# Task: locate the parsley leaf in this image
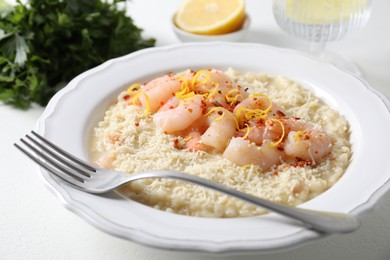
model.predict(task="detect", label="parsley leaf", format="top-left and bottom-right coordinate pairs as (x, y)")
top-left (0, 0), bottom-right (155, 109)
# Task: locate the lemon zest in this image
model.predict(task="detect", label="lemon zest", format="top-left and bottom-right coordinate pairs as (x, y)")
top-left (131, 91), bottom-right (142, 105)
top-left (204, 107), bottom-right (225, 121)
top-left (183, 76), bottom-right (191, 88)
top-left (241, 124), bottom-right (253, 140)
top-left (176, 75), bottom-right (191, 91)
top-left (181, 91), bottom-right (196, 99)
top-left (206, 89), bottom-right (218, 100)
top-left (175, 77), bottom-right (191, 98)
top-left (183, 136), bottom-right (193, 142)
top-left (191, 69), bottom-right (211, 88)
top-left (215, 113), bottom-right (225, 121)
top-left (143, 93), bottom-right (151, 115)
top-left (230, 93), bottom-right (243, 105)
top-left (225, 88), bottom-right (242, 105)
top-left (234, 106), bottom-right (268, 125)
top-left (235, 107), bottom-right (267, 122)
top-left (269, 119), bottom-right (285, 147)
top-left (294, 130), bottom-right (306, 142)
top-left (232, 115), bottom-right (240, 130)
top-left (175, 87), bottom-right (187, 98)
top-left (176, 88), bottom-right (195, 100)
top-left (234, 106), bottom-right (247, 119)
top-left (127, 83), bottom-right (142, 94)
top-left (205, 107), bottom-right (240, 129)
top-left (244, 108), bottom-right (268, 121)
top-left (131, 91), bottom-right (150, 115)
top-left (248, 93), bottom-right (273, 113)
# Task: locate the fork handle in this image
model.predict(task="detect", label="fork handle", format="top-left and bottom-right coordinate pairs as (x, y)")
top-left (123, 170), bottom-right (360, 234)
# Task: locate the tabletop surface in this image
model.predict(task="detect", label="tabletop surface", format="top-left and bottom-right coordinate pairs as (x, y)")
top-left (1, 0), bottom-right (390, 259)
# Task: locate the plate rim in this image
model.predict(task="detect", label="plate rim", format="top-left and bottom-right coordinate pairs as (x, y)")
top-left (35, 42), bottom-right (390, 254)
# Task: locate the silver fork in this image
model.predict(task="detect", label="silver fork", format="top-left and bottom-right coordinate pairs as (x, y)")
top-left (14, 131), bottom-right (360, 234)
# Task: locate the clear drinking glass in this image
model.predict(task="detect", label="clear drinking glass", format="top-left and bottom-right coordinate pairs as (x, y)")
top-left (273, 0), bottom-right (372, 74)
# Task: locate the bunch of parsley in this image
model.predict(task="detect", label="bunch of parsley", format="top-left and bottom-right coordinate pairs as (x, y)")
top-left (0, 0), bottom-right (155, 109)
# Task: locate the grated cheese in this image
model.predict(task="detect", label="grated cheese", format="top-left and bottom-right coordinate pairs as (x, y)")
top-left (90, 68), bottom-right (351, 218)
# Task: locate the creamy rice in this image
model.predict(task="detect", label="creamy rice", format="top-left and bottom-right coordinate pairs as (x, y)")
top-left (90, 68), bottom-right (351, 218)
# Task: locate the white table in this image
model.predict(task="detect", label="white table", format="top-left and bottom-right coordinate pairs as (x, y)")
top-left (1, 1), bottom-right (390, 259)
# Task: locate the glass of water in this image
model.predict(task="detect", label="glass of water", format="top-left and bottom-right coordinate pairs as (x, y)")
top-left (273, 0), bottom-right (372, 74)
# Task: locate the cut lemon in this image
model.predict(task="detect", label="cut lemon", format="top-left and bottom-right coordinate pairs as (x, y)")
top-left (175, 0), bottom-right (246, 35)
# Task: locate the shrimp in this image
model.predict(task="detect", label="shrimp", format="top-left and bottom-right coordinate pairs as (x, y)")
top-left (183, 131), bottom-right (205, 151)
top-left (192, 70), bottom-right (248, 109)
top-left (192, 69), bottom-right (233, 93)
top-left (153, 95), bottom-right (204, 133)
top-left (206, 90), bottom-right (230, 109)
top-left (138, 74), bottom-right (181, 113)
top-left (262, 118), bottom-right (310, 144)
top-left (257, 118), bottom-right (332, 164)
top-left (223, 138), bottom-right (284, 171)
top-left (234, 95), bottom-right (286, 127)
top-left (177, 116), bottom-right (209, 151)
top-left (284, 129), bottom-right (332, 164)
top-left (236, 117), bottom-right (310, 147)
top-left (235, 125), bottom-right (260, 145)
top-left (158, 95), bottom-right (180, 112)
top-left (143, 70), bottom-right (333, 171)
top-left (200, 108), bottom-right (237, 152)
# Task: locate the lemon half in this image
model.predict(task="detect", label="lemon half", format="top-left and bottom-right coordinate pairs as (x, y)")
top-left (175, 0), bottom-right (246, 35)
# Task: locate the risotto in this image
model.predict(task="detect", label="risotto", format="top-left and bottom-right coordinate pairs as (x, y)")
top-left (90, 68), bottom-right (351, 218)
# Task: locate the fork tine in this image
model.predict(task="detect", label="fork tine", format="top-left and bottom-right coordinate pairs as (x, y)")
top-left (14, 143), bottom-right (84, 187)
top-left (19, 138), bottom-right (87, 182)
top-left (31, 131), bottom-right (96, 172)
top-left (25, 134), bottom-right (91, 178)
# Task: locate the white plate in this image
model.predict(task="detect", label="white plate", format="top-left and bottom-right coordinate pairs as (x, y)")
top-left (36, 42), bottom-right (390, 254)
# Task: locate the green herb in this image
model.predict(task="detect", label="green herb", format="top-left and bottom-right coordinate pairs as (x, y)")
top-left (0, 0), bottom-right (155, 109)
